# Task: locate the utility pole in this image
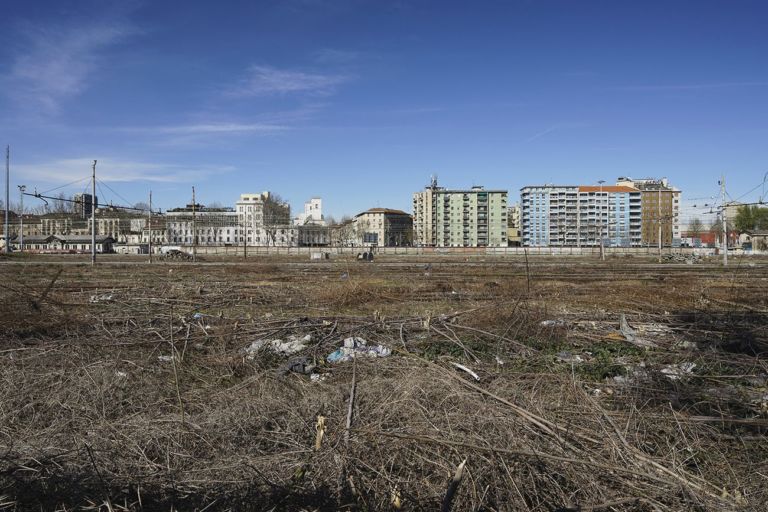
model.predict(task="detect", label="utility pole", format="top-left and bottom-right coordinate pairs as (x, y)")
top-left (598, 180), bottom-right (605, 261)
top-left (18, 185), bottom-right (25, 252)
top-left (4, 146), bottom-right (8, 254)
top-left (192, 186), bottom-right (197, 262)
top-left (657, 187), bottom-right (662, 263)
top-left (721, 175), bottom-right (728, 266)
top-left (91, 160), bottom-right (97, 266)
top-left (148, 190), bottom-right (153, 264)
top-left (243, 213), bottom-right (248, 260)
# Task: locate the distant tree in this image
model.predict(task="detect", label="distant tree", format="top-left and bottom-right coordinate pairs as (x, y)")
top-left (688, 217), bottom-right (704, 238)
top-left (51, 193), bottom-right (69, 213)
top-left (734, 205), bottom-right (768, 233)
top-left (262, 193), bottom-right (291, 246)
top-left (208, 201), bottom-right (223, 209)
top-left (133, 202), bottom-right (150, 212)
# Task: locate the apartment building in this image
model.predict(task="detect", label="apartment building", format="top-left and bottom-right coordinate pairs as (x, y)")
top-left (353, 208), bottom-right (413, 247)
top-left (521, 184), bottom-right (642, 247)
top-left (294, 197), bottom-right (326, 226)
top-left (166, 204), bottom-right (239, 246)
top-left (507, 203), bottom-right (522, 246)
top-left (616, 177), bottom-right (681, 246)
top-left (236, 192), bottom-right (292, 245)
top-left (413, 178), bottom-right (508, 247)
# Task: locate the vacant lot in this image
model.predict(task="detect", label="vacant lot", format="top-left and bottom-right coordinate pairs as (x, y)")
top-left (1, 255), bottom-right (767, 511)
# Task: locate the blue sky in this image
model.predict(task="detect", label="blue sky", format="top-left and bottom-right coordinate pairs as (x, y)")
top-left (2, 0), bottom-right (767, 223)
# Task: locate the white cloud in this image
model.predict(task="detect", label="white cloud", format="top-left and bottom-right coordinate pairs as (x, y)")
top-left (614, 82), bottom-right (768, 92)
top-left (227, 65), bottom-right (350, 97)
top-left (16, 158), bottom-right (233, 184)
top-left (152, 123), bottom-right (287, 135)
top-left (312, 48), bottom-right (361, 64)
top-left (3, 22), bottom-right (133, 113)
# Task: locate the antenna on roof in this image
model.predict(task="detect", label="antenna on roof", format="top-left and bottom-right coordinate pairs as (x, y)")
top-left (430, 174), bottom-right (438, 189)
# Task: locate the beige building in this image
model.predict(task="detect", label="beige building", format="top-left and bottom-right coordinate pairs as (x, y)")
top-left (616, 177), bottom-right (681, 246)
top-left (507, 203), bottom-right (521, 246)
top-left (413, 178), bottom-right (507, 247)
top-left (353, 208), bottom-right (413, 247)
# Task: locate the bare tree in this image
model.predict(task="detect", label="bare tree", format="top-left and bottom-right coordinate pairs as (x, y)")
top-left (688, 217), bottom-right (704, 238)
top-left (263, 193), bottom-right (291, 246)
top-left (134, 202), bottom-right (150, 212)
top-left (51, 193), bottom-right (69, 213)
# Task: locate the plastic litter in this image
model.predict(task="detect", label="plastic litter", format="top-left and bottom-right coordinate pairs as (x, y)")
top-left (89, 293), bottom-right (114, 303)
top-left (157, 355), bottom-right (176, 363)
top-left (450, 362), bottom-right (480, 381)
top-left (620, 314), bottom-right (657, 348)
top-left (556, 351), bottom-right (584, 364)
top-left (192, 312), bottom-right (204, 320)
top-left (279, 356), bottom-right (316, 375)
top-left (661, 362), bottom-right (696, 380)
top-left (540, 319), bottom-right (567, 328)
top-left (326, 337), bottom-right (391, 363)
top-left (244, 334), bottom-right (312, 359)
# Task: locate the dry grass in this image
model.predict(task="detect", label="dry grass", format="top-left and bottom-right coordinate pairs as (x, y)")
top-left (0, 256), bottom-right (767, 511)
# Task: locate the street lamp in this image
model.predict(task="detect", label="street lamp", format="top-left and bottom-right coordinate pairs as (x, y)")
top-left (17, 185), bottom-right (25, 252)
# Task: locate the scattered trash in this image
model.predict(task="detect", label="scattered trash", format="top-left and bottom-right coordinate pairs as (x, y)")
top-left (540, 319), bottom-right (567, 328)
top-left (264, 312), bottom-right (273, 318)
top-left (244, 334), bottom-right (312, 359)
top-left (192, 312), bottom-right (204, 320)
top-left (556, 351), bottom-right (584, 364)
top-left (662, 253), bottom-right (702, 264)
top-left (158, 355), bottom-right (176, 363)
top-left (340, 272), bottom-right (349, 280)
top-left (620, 314), bottom-right (657, 348)
top-left (661, 362), bottom-right (696, 380)
top-left (494, 355), bottom-right (504, 366)
top-left (675, 340), bottom-right (699, 350)
top-left (279, 356), bottom-right (316, 375)
top-left (450, 362), bottom-right (480, 381)
top-left (327, 337), bottom-right (391, 363)
top-left (115, 371), bottom-right (128, 378)
top-left (89, 293), bottom-right (114, 303)
top-left (310, 373), bottom-right (327, 383)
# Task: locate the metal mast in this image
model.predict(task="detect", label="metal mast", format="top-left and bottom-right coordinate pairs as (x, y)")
top-left (192, 186), bottom-right (197, 262)
top-left (4, 146), bottom-right (8, 254)
top-left (91, 160), bottom-right (97, 266)
top-left (148, 190), bottom-right (153, 264)
top-left (721, 175), bottom-right (728, 266)
top-left (18, 185), bottom-right (25, 252)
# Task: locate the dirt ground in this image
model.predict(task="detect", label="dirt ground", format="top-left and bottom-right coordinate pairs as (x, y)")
top-left (1, 254), bottom-right (767, 511)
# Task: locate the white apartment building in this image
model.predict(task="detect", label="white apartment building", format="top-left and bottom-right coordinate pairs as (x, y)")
top-left (294, 197), bottom-right (326, 226)
top-left (166, 204), bottom-right (239, 246)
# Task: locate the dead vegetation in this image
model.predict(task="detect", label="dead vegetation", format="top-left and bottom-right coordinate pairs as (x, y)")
top-left (0, 255), bottom-right (767, 511)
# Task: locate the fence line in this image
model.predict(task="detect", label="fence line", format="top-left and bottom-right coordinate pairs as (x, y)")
top-left (173, 245), bottom-right (728, 257)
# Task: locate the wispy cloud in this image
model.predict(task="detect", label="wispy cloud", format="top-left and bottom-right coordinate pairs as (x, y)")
top-left (227, 65), bottom-right (351, 97)
top-left (613, 81), bottom-right (768, 92)
top-left (525, 122), bottom-right (590, 143)
top-left (312, 48), bottom-right (361, 64)
top-left (16, 158), bottom-right (232, 184)
top-left (525, 125), bottom-right (560, 143)
top-left (3, 22), bottom-right (134, 113)
top-left (155, 123), bottom-right (287, 135)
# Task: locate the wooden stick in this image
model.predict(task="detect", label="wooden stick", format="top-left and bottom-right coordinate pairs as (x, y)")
top-left (440, 459), bottom-right (466, 512)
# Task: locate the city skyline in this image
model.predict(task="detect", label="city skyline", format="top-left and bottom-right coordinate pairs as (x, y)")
top-left (2, 1), bottom-right (767, 222)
